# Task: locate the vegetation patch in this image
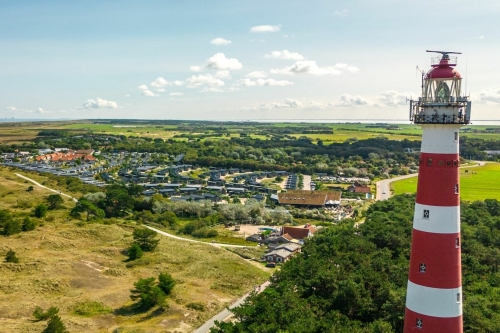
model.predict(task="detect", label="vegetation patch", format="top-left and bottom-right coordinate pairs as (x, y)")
top-left (72, 301), bottom-right (112, 317)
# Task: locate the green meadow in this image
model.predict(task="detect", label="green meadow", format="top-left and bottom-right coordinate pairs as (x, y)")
top-left (391, 163), bottom-right (500, 201)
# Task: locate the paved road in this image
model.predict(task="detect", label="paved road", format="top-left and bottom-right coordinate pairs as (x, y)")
top-left (375, 161), bottom-right (486, 201)
top-left (145, 226), bottom-right (252, 248)
top-left (192, 281), bottom-right (271, 333)
top-left (14, 173), bottom-right (78, 202)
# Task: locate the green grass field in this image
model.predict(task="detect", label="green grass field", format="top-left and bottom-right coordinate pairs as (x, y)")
top-left (391, 163), bottom-right (500, 201)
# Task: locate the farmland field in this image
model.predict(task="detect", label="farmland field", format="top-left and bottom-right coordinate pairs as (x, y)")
top-left (390, 163), bottom-right (500, 201)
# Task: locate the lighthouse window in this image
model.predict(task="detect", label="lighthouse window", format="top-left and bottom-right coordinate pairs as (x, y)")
top-left (416, 318), bottom-right (423, 329)
top-left (438, 160), bottom-right (444, 166)
top-left (457, 293), bottom-right (461, 303)
top-left (455, 184), bottom-right (459, 194)
top-left (436, 81), bottom-right (450, 103)
top-left (423, 210), bottom-right (430, 219)
top-left (446, 160), bottom-right (452, 166)
top-left (456, 238), bottom-right (460, 248)
top-left (426, 158), bottom-right (433, 167)
top-left (454, 132), bottom-right (458, 141)
top-left (419, 263), bottom-right (426, 273)
top-left (453, 160), bottom-right (459, 166)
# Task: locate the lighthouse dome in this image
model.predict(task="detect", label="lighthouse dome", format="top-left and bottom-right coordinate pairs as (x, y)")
top-left (427, 66), bottom-right (461, 79)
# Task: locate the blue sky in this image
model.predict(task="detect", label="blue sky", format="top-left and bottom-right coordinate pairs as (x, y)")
top-left (1, 0), bottom-right (499, 121)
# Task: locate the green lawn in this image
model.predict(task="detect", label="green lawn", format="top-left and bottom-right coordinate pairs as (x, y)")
top-left (391, 163), bottom-right (500, 201)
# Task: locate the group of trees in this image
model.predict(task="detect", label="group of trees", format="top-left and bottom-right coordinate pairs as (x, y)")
top-left (130, 273), bottom-right (176, 309)
top-left (211, 195), bottom-right (500, 333)
top-left (33, 306), bottom-right (68, 333)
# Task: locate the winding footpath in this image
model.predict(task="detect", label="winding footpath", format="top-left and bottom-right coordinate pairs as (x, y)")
top-left (375, 161), bottom-right (485, 201)
top-left (144, 225), bottom-right (252, 248)
top-left (14, 173), bottom-right (78, 202)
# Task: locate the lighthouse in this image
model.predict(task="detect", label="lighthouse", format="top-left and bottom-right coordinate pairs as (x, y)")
top-left (404, 51), bottom-right (471, 332)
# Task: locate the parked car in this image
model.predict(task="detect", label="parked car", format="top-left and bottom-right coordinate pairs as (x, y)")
top-left (266, 262), bottom-right (276, 268)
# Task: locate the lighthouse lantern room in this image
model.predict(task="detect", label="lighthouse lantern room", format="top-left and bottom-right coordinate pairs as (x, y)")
top-left (404, 51), bottom-right (471, 333)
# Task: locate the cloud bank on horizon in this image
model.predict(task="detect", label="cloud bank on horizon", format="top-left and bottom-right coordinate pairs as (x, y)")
top-left (1, 1), bottom-right (498, 121)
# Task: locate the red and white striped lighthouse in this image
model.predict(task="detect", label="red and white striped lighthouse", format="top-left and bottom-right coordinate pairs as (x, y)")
top-left (404, 51), bottom-right (471, 332)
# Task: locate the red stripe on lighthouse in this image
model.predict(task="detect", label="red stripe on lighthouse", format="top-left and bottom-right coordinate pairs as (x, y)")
top-left (408, 229), bottom-right (461, 289)
top-left (416, 152), bottom-right (460, 206)
top-left (404, 308), bottom-right (463, 332)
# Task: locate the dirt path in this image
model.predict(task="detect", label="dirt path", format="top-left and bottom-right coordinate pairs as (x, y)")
top-left (144, 226), bottom-right (252, 248)
top-left (14, 173), bottom-right (78, 202)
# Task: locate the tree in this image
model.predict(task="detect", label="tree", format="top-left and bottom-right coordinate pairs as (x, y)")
top-left (33, 306), bottom-right (59, 321)
top-left (27, 186), bottom-right (34, 192)
top-left (46, 194), bottom-right (64, 210)
top-left (2, 219), bottom-right (22, 236)
top-left (22, 217), bottom-right (36, 231)
top-left (133, 227), bottom-right (160, 252)
top-left (128, 243), bottom-right (143, 261)
top-left (130, 277), bottom-right (166, 309)
top-left (71, 198), bottom-right (105, 221)
top-left (42, 315), bottom-right (68, 333)
top-left (5, 249), bottom-right (19, 263)
top-left (103, 185), bottom-right (135, 217)
top-left (158, 272), bottom-right (176, 296)
top-left (34, 204), bottom-right (48, 218)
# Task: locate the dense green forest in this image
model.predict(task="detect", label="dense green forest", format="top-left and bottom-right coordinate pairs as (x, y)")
top-left (211, 195), bottom-right (500, 333)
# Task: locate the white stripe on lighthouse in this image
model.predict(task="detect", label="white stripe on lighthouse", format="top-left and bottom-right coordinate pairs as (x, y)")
top-left (413, 203), bottom-right (460, 234)
top-left (420, 124), bottom-right (460, 154)
top-left (406, 281), bottom-right (462, 318)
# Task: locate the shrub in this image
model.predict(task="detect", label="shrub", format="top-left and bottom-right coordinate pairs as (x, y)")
top-left (158, 272), bottom-right (176, 296)
top-left (186, 302), bottom-right (206, 311)
top-left (42, 315), bottom-right (68, 333)
top-left (133, 227), bottom-right (159, 252)
top-left (128, 243), bottom-right (144, 261)
top-left (2, 220), bottom-right (22, 236)
top-left (34, 204), bottom-right (48, 218)
top-left (22, 217), bottom-right (36, 231)
top-left (5, 249), bottom-right (19, 263)
top-left (130, 277), bottom-right (166, 309)
top-left (33, 306), bottom-right (59, 321)
top-left (72, 301), bottom-right (112, 317)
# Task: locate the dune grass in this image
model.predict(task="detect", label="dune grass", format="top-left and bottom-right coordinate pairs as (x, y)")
top-left (0, 168), bottom-right (269, 333)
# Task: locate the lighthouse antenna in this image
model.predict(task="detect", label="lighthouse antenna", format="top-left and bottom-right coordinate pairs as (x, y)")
top-left (416, 66), bottom-right (425, 95)
top-left (426, 50), bottom-right (462, 60)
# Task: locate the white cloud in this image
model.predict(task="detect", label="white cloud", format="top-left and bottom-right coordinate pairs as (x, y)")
top-left (247, 71), bottom-right (267, 78)
top-left (157, 88), bottom-right (166, 92)
top-left (186, 74), bottom-right (225, 88)
top-left (211, 37), bottom-right (232, 45)
top-left (271, 60), bottom-right (358, 76)
top-left (250, 25), bottom-right (280, 33)
top-left (201, 87), bottom-right (225, 93)
top-left (379, 90), bottom-right (411, 106)
top-left (478, 35), bottom-right (484, 39)
top-left (190, 65), bottom-right (202, 72)
top-left (78, 98), bottom-right (118, 110)
top-left (170, 92), bottom-right (184, 96)
top-left (172, 80), bottom-right (184, 86)
top-left (142, 90), bottom-right (158, 97)
top-left (6, 106), bottom-right (16, 111)
top-left (150, 77), bottom-right (169, 88)
top-left (138, 84), bottom-right (158, 97)
top-left (475, 88), bottom-right (500, 103)
top-left (238, 78), bottom-right (293, 86)
top-left (205, 53), bottom-right (242, 70)
top-left (265, 50), bottom-right (304, 61)
top-left (334, 9), bottom-right (349, 17)
top-left (307, 101), bottom-right (335, 109)
top-left (337, 94), bottom-right (371, 107)
top-left (215, 70), bottom-right (231, 79)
